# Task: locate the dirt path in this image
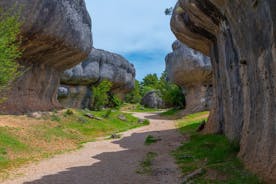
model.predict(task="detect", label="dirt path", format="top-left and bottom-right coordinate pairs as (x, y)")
top-left (2, 112), bottom-right (184, 184)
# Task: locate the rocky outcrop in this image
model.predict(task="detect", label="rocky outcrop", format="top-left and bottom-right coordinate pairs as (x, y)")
top-left (59, 48), bottom-right (135, 108)
top-left (141, 91), bottom-right (164, 109)
top-left (166, 40), bottom-right (212, 113)
top-left (171, 0), bottom-right (276, 182)
top-left (0, 0), bottom-right (92, 114)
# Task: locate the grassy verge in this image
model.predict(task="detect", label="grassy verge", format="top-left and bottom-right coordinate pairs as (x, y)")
top-left (120, 103), bottom-right (161, 112)
top-left (0, 109), bottom-right (149, 180)
top-left (136, 152), bottom-right (158, 174)
top-left (173, 111), bottom-right (262, 184)
top-left (160, 108), bottom-right (181, 117)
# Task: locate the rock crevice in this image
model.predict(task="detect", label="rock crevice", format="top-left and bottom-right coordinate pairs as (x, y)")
top-left (171, 0), bottom-right (276, 182)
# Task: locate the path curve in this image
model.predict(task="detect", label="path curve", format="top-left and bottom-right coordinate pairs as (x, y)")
top-left (2, 112), bottom-right (183, 184)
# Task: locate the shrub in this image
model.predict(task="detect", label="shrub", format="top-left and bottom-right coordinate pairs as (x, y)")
top-left (109, 95), bottom-right (123, 109)
top-left (0, 9), bottom-right (22, 94)
top-left (125, 80), bottom-right (142, 104)
top-left (91, 80), bottom-right (112, 111)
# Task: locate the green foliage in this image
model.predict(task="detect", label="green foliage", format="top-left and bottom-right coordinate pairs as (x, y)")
top-left (173, 112), bottom-right (262, 184)
top-left (141, 73), bottom-right (159, 88)
top-left (91, 80), bottom-right (112, 111)
top-left (0, 9), bottom-right (22, 92)
top-left (158, 71), bottom-right (185, 108)
top-left (125, 80), bottom-right (142, 103)
top-left (109, 95), bottom-right (123, 109)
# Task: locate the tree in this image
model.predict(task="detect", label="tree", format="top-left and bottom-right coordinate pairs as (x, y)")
top-left (141, 73), bottom-right (159, 89)
top-left (91, 80), bottom-right (112, 110)
top-left (125, 80), bottom-right (142, 104)
top-left (158, 71), bottom-right (185, 108)
top-left (0, 9), bottom-right (22, 94)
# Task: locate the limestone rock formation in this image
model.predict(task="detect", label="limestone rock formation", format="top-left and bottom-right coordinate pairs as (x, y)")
top-left (59, 48), bottom-right (135, 108)
top-left (166, 40), bottom-right (212, 113)
top-left (0, 0), bottom-right (92, 114)
top-left (141, 91), bottom-right (164, 109)
top-left (171, 0), bottom-right (276, 182)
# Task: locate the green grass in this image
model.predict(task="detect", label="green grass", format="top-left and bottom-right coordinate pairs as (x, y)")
top-left (0, 109), bottom-right (149, 178)
top-left (137, 152), bottom-right (158, 174)
top-left (120, 103), bottom-right (161, 112)
top-left (173, 111), bottom-right (262, 184)
top-left (160, 108), bottom-right (181, 116)
top-left (144, 135), bottom-right (160, 145)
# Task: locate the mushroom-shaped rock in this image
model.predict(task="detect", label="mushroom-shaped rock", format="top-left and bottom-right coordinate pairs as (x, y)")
top-left (59, 48), bottom-right (136, 108)
top-left (166, 40), bottom-right (212, 113)
top-left (170, 0), bottom-right (276, 182)
top-left (0, 0), bottom-right (92, 114)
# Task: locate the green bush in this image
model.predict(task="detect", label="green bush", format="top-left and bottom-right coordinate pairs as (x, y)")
top-left (0, 9), bottom-right (22, 93)
top-left (91, 80), bottom-right (112, 111)
top-left (125, 80), bottom-right (142, 103)
top-left (109, 95), bottom-right (123, 109)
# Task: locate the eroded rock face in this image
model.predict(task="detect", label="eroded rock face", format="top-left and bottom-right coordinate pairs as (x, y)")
top-left (59, 48), bottom-right (135, 108)
top-left (166, 40), bottom-right (212, 113)
top-left (0, 0), bottom-right (92, 114)
top-left (141, 91), bottom-right (164, 109)
top-left (171, 0), bottom-right (276, 182)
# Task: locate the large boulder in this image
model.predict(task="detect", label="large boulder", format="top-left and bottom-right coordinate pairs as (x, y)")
top-left (0, 0), bottom-right (92, 114)
top-left (166, 40), bottom-right (212, 113)
top-left (141, 91), bottom-right (164, 109)
top-left (59, 48), bottom-right (135, 108)
top-left (171, 0), bottom-right (276, 182)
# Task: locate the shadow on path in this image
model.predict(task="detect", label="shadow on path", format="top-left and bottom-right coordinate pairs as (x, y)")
top-left (23, 127), bottom-right (184, 184)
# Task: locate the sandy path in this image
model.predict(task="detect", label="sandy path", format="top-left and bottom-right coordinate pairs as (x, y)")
top-left (2, 112), bottom-right (184, 184)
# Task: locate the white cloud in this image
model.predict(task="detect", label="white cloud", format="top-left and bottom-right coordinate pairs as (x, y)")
top-left (85, 0), bottom-right (177, 53)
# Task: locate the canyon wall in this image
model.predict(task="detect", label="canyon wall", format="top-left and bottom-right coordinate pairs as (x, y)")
top-left (171, 0), bottom-right (276, 182)
top-left (0, 0), bottom-right (92, 114)
top-left (166, 40), bottom-right (212, 113)
top-left (59, 48), bottom-right (135, 108)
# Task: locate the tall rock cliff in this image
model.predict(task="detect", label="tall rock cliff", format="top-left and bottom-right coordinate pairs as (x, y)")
top-left (0, 0), bottom-right (92, 114)
top-left (59, 48), bottom-right (135, 108)
top-left (166, 40), bottom-right (212, 113)
top-left (171, 0), bottom-right (276, 182)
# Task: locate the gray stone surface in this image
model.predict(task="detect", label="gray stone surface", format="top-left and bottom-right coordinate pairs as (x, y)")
top-left (165, 40), bottom-right (212, 113)
top-left (141, 91), bottom-right (164, 109)
top-left (59, 48), bottom-right (136, 108)
top-left (171, 0), bottom-right (276, 182)
top-left (0, 0), bottom-right (92, 114)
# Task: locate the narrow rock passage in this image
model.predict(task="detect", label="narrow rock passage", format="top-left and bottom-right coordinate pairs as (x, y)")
top-left (3, 112), bottom-right (183, 184)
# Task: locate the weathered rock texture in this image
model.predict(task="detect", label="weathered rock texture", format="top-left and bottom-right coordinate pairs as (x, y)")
top-left (166, 40), bottom-right (212, 113)
top-left (171, 0), bottom-right (276, 182)
top-left (141, 91), bottom-right (164, 109)
top-left (59, 48), bottom-right (135, 108)
top-left (0, 0), bottom-right (92, 114)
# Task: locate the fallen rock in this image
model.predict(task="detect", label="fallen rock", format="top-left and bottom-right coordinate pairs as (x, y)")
top-left (59, 48), bottom-right (136, 108)
top-left (170, 0), bottom-right (276, 182)
top-left (141, 91), bottom-right (164, 109)
top-left (166, 40), bottom-right (213, 113)
top-left (0, 0), bottom-right (92, 114)
top-left (118, 114), bottom-right (127, 121)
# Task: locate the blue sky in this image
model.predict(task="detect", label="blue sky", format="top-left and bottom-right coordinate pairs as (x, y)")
top-left (85, 0), bottom-right (177, 81)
